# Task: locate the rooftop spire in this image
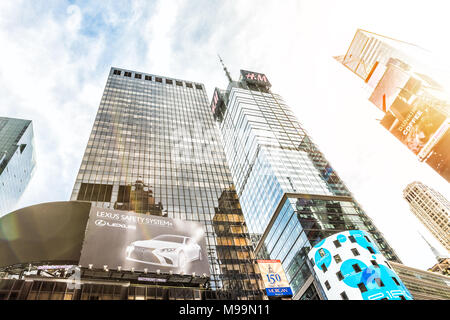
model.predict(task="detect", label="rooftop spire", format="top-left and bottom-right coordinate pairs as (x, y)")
top-left (419, 231), bottom-right (447, 262)
top-left (218, 54), bottom-right (233, 83)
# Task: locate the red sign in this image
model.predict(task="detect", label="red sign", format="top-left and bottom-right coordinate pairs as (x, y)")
top-left (240, 70), bottom-right (271, 87)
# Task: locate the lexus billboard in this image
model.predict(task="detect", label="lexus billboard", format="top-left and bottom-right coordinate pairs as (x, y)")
top-left (79, 207), bottom-right (210, 276)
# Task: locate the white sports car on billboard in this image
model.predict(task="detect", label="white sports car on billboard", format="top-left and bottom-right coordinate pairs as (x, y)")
top-left (125, 234), bottom-right (202, 268)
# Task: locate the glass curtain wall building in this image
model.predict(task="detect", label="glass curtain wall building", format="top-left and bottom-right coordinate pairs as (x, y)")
top-left (211, 69), bottom-right (401, 299)
top-left (0, 117), bottom-right (36, 217)
top-left (70, 67), bottom-right (263, 297)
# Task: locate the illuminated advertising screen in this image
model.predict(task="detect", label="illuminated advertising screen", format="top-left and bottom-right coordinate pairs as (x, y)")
top-left (210, 88), bottom-right (224, 114)
top-left (257, 260), bottom-right (292, 297)
top-left (424, 123), bottom-right (450, 182)
top-left (210, 88), bottom-right (226, 121)
top-left (79, 207), bottom-right (210, 276)
top-left (380, 96), bottom-right (447, 156)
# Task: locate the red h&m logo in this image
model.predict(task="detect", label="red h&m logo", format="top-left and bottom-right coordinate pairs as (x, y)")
top-left (245, 72), bottom-right (268, 83)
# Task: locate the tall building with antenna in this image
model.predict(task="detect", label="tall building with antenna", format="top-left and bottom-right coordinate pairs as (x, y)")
top-left (210, 60), bottom-right (401, 299)
top-left (419, 233), bottom-right (449, 276)
top-left (403, 181), bottom-right (450, 252)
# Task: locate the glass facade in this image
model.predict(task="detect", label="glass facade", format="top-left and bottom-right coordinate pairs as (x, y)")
top-left (0, 117), bottom-right (36, 217)
top-left (70, 68), bottom-right (262, 298)
top-left (212, 71), bottom-right (401, 298)
top-left (212, 185), bottom-right (265, 299)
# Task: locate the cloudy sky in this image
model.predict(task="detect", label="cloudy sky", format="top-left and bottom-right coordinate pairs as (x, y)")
top-left (1, 0), bottom-right (449, 270)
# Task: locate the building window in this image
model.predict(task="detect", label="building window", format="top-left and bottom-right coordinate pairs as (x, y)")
top-left (392, 277), bottom-right (400, 286)
top-left (351, 248), bottom-right (360, 256)
top-left (124, 72), bottom-right (131, 77)
top-left (370, 260), bottom-right (379, 268)
top-left (367, 246), bottom-right (375, 254)
top-left (352, 264), bottom-right (362, 273)
top-left (77, 183), bottom-right (113, 202)
top-left (375, 278), bottom-right (384, 287)
top-left (155, 77), bottom-right (162, 83)
top-left (340, 291), bottom-right (349, 300)
top-left (333, 254), bottom-right (342, 263)
top-left (348, 235), bottom-right (356, 243)
top-left (113, 70), bottom-right (121, 75)
top-left (135, 73), bottom-right (142, 79)
top-left (321, 264), bottom-right (327, 273)
top-left (176, 81), bottom-right (183, 86)
top-left (145, 75), bottom-right (152, 81)
top-left (357, 282), bottom-right (367, 293)
top-left (333, 240), bottom-right (341, 248)
top-left (185, 82), bottom-right (193, 88)
top-left (336, 271), bottom-right (344, 281)
top-left (195, 84), bottom-right (202, 90)
top-left (166, 79), bottom-right (173, 85)
top-left (324, 281), bottom-right (331, 290)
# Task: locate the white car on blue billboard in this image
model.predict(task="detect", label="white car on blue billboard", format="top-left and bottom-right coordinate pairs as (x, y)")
top-left (125, 234), bottom-right (202, 269)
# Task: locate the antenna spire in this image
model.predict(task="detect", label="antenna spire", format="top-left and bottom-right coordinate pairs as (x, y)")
top-left (218, 54), bottom-right (233, 83)
top-left (419, 231), bottom-right (446, 261)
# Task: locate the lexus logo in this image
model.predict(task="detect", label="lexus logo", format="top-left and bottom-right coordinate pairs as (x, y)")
top-left (94, 219), bottom-right (136, 230)
top-left (95, 219), bottom-right (107, 227)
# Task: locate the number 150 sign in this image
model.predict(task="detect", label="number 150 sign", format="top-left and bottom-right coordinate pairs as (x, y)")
top-left (257, 260), bottom-right (293, 297)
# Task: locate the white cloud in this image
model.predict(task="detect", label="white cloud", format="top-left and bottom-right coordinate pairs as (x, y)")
top-left (65, 4), bottom-right (82, 34)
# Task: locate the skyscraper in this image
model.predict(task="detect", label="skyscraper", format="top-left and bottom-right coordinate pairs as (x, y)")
top-left (403, 181), bottom-right (450, 252)
top-left (70, 67), bottom-right (264, 298)
top-left (0, 116), bottom-right (36, 217)
top-left (336, 29), bottom-right (450, 182)
top-left (211, 68), bottom-right (401, 299)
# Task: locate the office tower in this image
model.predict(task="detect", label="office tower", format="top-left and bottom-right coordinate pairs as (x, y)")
top-left (403, 181), bottom-right (450, 252)
top-left (70, 67), bottom-right (263, 298)
top-left (211, 68), bottom-right (401, 299)
top-left (390, 262), bottom-right (450, 300)
top-left (336, 29), bottom-right (450, 182)
top-left (0, 117), bottom-right (36, 217)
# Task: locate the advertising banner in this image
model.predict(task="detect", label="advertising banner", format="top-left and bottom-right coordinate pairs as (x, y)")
top-left (79, 207), bottom-right (210, 276)
top-left (380, 96), bottom-right (447, 156)
top-left (257, 260), bottom-right (292, 297)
